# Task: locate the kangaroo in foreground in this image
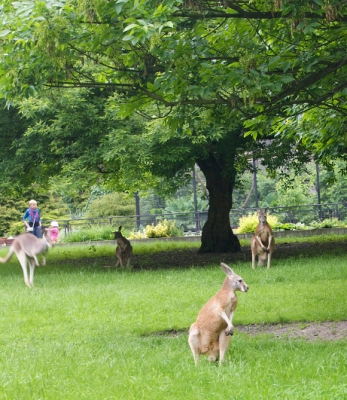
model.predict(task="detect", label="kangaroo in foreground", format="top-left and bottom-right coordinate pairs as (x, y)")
top-left (0, 229), bottom-right (53, 288)
top-left (188, 263), bottom-right (248, 366)
top-left (113, 226), bottom-right (133, 268)
top-left (251, 208), bottom-right (275, 269)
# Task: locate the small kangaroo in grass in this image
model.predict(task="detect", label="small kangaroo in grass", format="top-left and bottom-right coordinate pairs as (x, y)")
top-left (0, 229), bottom-right (53, 288)
top-left (188, 263), bottom-right (248, 366)
top-left (251, 208), bottom-right (275, 269)
top-left (113, 226), bottom-right (133, 268)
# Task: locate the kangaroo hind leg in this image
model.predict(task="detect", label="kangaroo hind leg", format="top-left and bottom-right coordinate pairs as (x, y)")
top-left (218, 330), bottom-right (231, 366)
top-left (188, 325), bottom-right (201, 366)
top-left (29, 258), bottom-right (36, 287)
top-left (17, 251), bottom-right (31, 288)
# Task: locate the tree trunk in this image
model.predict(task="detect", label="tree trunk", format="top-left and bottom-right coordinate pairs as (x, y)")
top-left (197, 155), bottom-right (241, 253)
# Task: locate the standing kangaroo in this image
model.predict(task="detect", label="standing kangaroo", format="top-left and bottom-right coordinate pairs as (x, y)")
top-left (0, 229), bottom-right (53, 288)
top-left (188, 263), bottom-right (248, 366)
top-left (113, 226), bottom-right (133, 268)
top-left (251, 208), bottom-right (275, 269)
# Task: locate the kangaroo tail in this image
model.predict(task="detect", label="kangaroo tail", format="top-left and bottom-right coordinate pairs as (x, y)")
top-left (0, 246), bottom-right (14, 264)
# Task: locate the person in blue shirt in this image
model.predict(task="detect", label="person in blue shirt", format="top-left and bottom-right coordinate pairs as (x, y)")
top-left (23, 199), bottom-right (42, 238)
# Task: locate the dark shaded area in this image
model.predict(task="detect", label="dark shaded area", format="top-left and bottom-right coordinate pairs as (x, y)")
top-left (60, 238), bottom-right (347, 270)
top-left (128, 240), bottom-right (347, 270)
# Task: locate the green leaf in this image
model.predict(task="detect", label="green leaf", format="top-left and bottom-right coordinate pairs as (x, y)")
top-left (280, 75), bottom-right (295, 83)
top-left (123, 24), bottom-right (139, 32)
top-left (0, 29), bottom-right (11, 37)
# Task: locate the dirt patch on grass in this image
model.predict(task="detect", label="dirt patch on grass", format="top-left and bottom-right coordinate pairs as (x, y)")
top-left (237, 320), bottom-right (347, 341)
top-left (149, 321), bottom-right (347, 341)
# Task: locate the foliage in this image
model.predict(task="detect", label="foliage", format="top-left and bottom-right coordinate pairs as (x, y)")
top-left (274, 172), bottom-right (316, 208)
top-left (237, 212), bottom-right (279, 234)
top-left (60, 224), bottom-right (117, 243)
top-left (128, 227), bottom-right (147, 240)
top-left (145, 219), bottom-right (184, 238)
top-left (310, 218), bottom-right (347, 229)
top-left (84, 192), bottom-right (136, 218)
top-left (273, 222), bottom-right (310, 231)
top-left (165, 195), bottom-right (208, 214)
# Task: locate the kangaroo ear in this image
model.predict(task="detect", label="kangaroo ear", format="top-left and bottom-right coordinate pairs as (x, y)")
top-left (220, 262), bottom-right (234, 276)
top-left (118, 226), bottom-right (122, 232)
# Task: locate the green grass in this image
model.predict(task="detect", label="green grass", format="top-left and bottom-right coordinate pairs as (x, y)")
top-left (0, 237), bottom-right (346, 399)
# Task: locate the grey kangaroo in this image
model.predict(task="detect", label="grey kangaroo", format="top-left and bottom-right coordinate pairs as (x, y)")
top-left (0, 229), bottom-right (52, 287)
top-left (113, 226), bottom-right (133, 268)
top-left (251, 208), bottom-right (275, 269)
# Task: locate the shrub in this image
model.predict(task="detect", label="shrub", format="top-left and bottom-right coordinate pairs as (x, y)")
top-left (128, 226), bottom-right (147, 240)
top-left (237, 212), bottom-right (279, 234)
top-left (274, 222), bottom-right (310, 231)
top-left (84, 192), bottom-right (135, 220)
top-left (310, 218), bottom-right (346, 229)
top-left (145, 219), bottom-right (184, 238)
top-left (61, 224), bottom-right (117, 243)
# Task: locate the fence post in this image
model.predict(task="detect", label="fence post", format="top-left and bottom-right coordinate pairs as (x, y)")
top-left (192, 168), bottom-right (199, 233)
top-left (135, 192), bottom-right (141, 228)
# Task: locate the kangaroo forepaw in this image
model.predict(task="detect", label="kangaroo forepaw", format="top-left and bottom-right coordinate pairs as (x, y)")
top-left (225, 327), bottom-right (234, 336)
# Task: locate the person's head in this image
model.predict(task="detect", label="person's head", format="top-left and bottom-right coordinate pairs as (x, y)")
top-left (51, 221), bottom-right (59, 228)
top-left (29, 199), bottom-right (37, 209)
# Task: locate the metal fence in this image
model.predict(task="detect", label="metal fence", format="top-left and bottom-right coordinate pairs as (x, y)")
top-left (44, 203), bottom-right (347, 235)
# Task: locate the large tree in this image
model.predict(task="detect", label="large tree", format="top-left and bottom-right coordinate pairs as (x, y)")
top-left (1, 0), bottom-right (345, 251)
top-left (0, 90), bottom-right (309, 251)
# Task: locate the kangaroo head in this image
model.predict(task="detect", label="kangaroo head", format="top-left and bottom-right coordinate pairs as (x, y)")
top-left (43, 228), bottom-right (53, 247)
top-left (221, 262), bottom-right (248, 292)
top-left (113, 226), bottom-right (124, 240)
top-left (257, 208), bottom-right (268, 225)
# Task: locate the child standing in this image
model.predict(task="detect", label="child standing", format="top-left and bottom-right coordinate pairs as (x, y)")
top-left (50, 221), bottom-right (59, 243)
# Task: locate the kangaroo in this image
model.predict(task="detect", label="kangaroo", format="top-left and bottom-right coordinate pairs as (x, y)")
top-left (251, 208), bottom-right (275, 269)
top-left (188, 263), bottom-right (248, 366)
top-left (0, 229), bottom-right (53, 288)
top-left (113, 226), bottom-right (133, 268)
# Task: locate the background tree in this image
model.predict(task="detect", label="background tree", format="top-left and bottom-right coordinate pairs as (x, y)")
top-left (84, 191), bottom-right (135, 218)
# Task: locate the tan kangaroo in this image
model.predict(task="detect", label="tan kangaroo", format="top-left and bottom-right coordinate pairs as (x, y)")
top-left (188, 263), bottom-right (248, 366)
top-left (0, 229), bottom-right (53, 288)
top-left (113, 226), bottom-right (133, 268)
top-left (251, 208), bottom-right (275, 269)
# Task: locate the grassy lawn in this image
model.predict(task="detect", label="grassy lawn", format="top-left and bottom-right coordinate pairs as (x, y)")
top-left (0, 236), bottom-right (346, 399)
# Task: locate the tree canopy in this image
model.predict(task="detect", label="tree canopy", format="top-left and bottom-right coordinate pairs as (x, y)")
top-left (1, 1), bottom-right (347, 124)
